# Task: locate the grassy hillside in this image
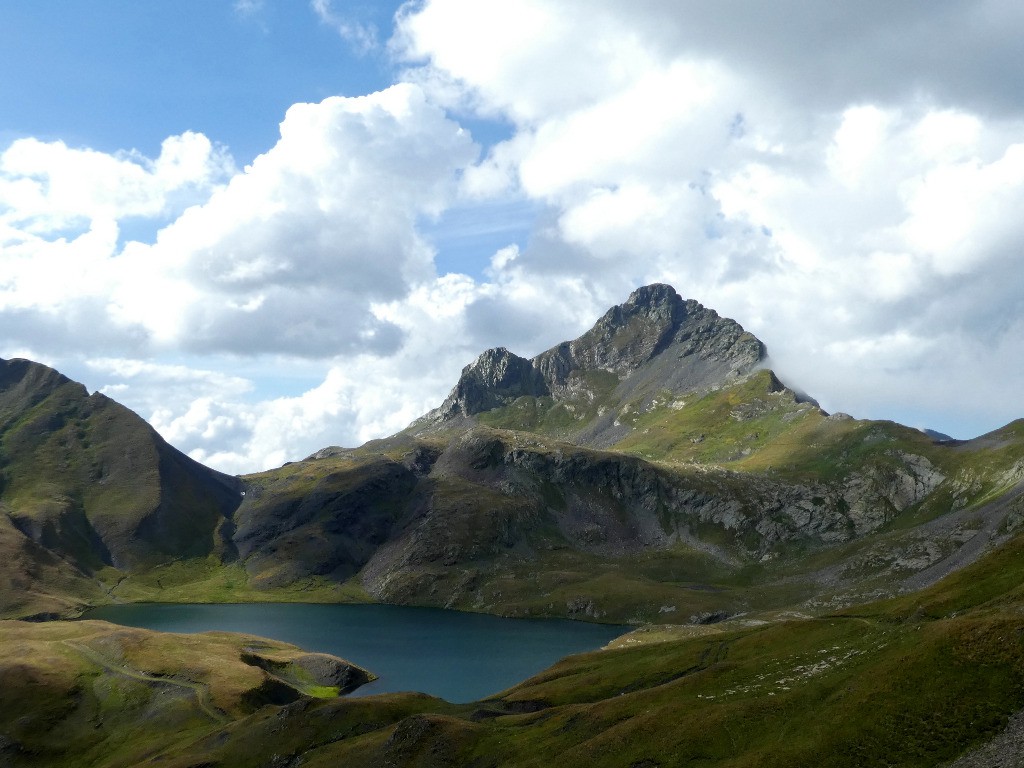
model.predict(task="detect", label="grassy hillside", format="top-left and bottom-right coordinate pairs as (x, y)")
top-left (0, 358), bottom-right (242, 618)
top-left (0, 619), bottom-right (375, 767)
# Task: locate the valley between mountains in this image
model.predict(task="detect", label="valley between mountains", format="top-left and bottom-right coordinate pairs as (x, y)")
top-left (4, 284), bottom-right (1024, 766)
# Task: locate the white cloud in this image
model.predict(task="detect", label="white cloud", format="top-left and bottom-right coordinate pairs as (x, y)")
top-left (7, 0), bottom-right (1024, 475)
top-left (0, 132), bottom-right (234, 351)
top-left (391, 0), bottom-right (1024, 440)
top-left (397, 0), bottom-right (613, 122)
top-left (0, 81), bottom-right (489, 471)
top-left (0, 132), bottom-right (232, 236)
top-left (2, 84), bottom-right (478, 361)
top-left (311, 0), bottom-right (379, 54)
top-left (234, 0), bottom-right (264, 16)
top-left (119, 83), bottom-right (476, 356)
top-left (827, 105), bottom-right (892, 188)
top-left (898, 142), bottom-right (1024, 276)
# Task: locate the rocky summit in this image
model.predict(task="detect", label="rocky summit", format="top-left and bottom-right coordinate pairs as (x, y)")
top-left (421, 284), bottom-right (765, 447)
top-left (531, 283), bottom-right (763, 387)
top-left (5, 285), bottom-right (1024, 767)
top-left (432, 346), bottom-right (550, 420)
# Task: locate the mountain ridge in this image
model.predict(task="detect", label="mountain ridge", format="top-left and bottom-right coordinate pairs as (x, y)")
top-left (0, 356), bottom-right (243, 618)
top-left (232, 285), bottom-right (1024, 624)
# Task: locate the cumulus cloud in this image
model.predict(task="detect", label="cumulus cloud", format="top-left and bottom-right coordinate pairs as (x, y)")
top-left (390, 0), bottom-right (1024, 439)
top-left (1, 82), bottom-right (487, 470)
top-left (2, 83), bottom-right (477, 360)
top-left (6, 0), bottom-right (1024, 473)
top-left (0, 133), bottom-right (233, 351)
top-left (400, 0), bottom-right (1024, 117)
top-left (0, 132), bottom-right (233, 236)
top-left (114, 83), bottom-right (477, 356)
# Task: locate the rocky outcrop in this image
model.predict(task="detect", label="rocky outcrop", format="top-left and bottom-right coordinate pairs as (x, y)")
top-left (434, 347), bottom-right (550, 420)
top-left (241, 648), bottom-right (376, 695)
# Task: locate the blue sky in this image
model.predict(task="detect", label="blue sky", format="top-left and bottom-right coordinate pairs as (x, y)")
top-left (1, 1), bottom-right (395, 162)
top-left (3, 1), bottom-right (1024, 472)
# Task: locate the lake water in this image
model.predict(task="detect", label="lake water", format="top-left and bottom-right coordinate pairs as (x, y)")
top-left (83, 603), bottom-right (626, 703)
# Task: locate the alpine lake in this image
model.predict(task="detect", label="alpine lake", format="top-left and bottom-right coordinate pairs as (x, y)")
top-left (83, 603), bottom-right (627, 703)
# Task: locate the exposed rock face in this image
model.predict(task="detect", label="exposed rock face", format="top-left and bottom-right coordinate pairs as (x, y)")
top-left (436, 347), bottom-right (550, 419)
top-left (294, 652), bottom-right (376, 693)
top-left (534, 283), bottom-right (763, 390)
top-left (241, 648), bottom-right (376, 695)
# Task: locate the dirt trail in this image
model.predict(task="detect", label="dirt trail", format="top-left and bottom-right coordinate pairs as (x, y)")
top-left (64, 640), bottom-right (229, 724)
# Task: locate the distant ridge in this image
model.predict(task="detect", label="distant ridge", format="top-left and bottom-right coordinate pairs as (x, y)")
top-left (922, 428), bottom-right (956, 442)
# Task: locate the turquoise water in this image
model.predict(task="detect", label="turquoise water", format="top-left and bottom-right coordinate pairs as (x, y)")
top-left (83, 603), bottom-right (625, 703)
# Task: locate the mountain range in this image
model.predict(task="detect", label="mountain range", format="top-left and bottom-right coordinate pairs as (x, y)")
top-left (3, 284), bottom-right (1024, 766)
top-left (4, 284), bottom-right (1022, 624)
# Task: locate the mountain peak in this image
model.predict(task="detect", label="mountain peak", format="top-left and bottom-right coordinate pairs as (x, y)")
top-left (623, 282), bottom-right (681, 311)
top-left (0, 357), bottom-right (86, 430)
top-left (420, 285), bottom-right (767, 440)
top-left (534, 284), bottom-right (763, 386)
top-left (542, 283), bottom-right (690, 379)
